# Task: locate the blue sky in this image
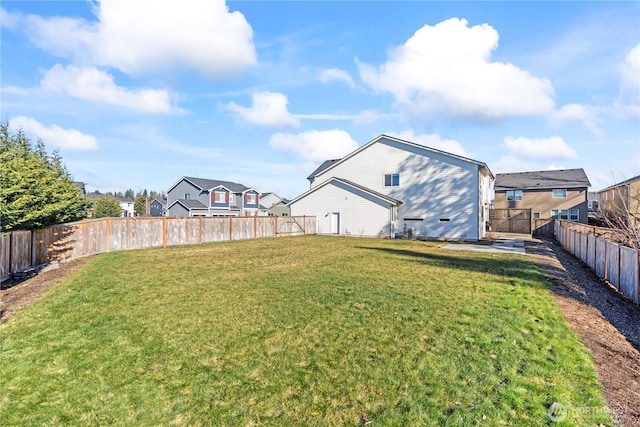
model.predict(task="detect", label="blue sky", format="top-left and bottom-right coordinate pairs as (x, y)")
top-left (1, 0), bottom-right (638, 199)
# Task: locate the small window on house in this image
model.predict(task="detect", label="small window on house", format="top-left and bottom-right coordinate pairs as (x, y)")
top-left (213, 191), bottom-right (226, 203)
top-left (552, 189), bottom-right (567, 198)
top-left (246, 193), bottom-right (257, 204)
top-left (533, 212), bottom-right (541, 219)
top-left (282, 213), bottom-right (289, 216)
top-left (184, 193), bottom-right (190, 200)
top-left (384, 173), bottom-right (400, 187)
top-left (612, 191), bottom-right (615, 200)
top-left (569, 209), bottom-right (579, 221)
top-left (506, 190), bottom-right (523, 201)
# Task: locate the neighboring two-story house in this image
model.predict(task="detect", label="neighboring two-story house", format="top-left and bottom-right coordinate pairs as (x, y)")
top-left (260, 192), bottom-right (291, 217)
top-left (86, 191), bottom-right (135, 217)
top-left (494, 169), bottom-right (590, 223)
top-left (598, 175), bottom-right (640, 228)
top-left (166, 177), bottom-right (261, 217)
top-left (149, 199), bottom-right (167, 217)
top-left (288, 134), bottom-right (494, 240)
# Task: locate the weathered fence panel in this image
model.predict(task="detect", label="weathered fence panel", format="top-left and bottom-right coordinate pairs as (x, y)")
top-left (606, 241), bottom-right (620, 289)
top-left (166, 218), bottom-right (200, 247)
top-left (595, 237), bottom-right (607, 278)
top-left (579, 233), bottom-right (588, 264)
top-left (587, 235), bottom-right (596, 270)
top-left (1, 216), bottom-right (317, 282)
top-left (202, 217), bottom-right (231, 243)
top-left (0, 233), bottom-right (10, 282)
top-left (554, 220), bottom-right (639, 304)
top-left (619, 247), bottom-right (639, 304)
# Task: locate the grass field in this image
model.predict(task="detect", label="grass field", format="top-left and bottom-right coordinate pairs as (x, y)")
top-left (0, 236), bottom-right (612, 426)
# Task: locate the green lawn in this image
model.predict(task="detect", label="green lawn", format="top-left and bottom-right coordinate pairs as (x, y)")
top-left (0, 236), bottom-right (612, 426)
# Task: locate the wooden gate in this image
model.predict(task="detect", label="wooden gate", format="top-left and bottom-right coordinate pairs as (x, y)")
top-left (489, 209), bottom-right (531, 234)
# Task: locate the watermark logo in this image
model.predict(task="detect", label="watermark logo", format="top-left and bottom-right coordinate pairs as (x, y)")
top-left (548, 402), bottom-right (568, 422)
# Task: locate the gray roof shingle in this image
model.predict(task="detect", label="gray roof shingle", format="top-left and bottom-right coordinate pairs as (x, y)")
top-left (184, 176), bottom-right (249, 193)
top-left (175, 199), bottom-right (208, 209)
top-left (494, 168), bottom-right (590, 191)
top-left (307, 159), bottom-right (341, 180)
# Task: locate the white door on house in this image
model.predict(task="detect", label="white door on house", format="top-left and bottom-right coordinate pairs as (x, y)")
top-left (330, 212), bottom-right (340, 234)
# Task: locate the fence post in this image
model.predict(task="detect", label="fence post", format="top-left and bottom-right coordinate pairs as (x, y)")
top-left (229, 217), bottom-right (233, 241)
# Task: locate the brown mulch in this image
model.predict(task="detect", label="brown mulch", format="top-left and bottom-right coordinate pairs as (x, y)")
top-left (0, 257), bottom-right (91, 324)
top-left (1, 243), bottom-right (639, 425)
top-left (525, 238), bottom-right (640, 426)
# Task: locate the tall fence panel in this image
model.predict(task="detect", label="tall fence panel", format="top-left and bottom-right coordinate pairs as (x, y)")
top-left (10, 231), bottom-right (32, 275)
top-left (619, 247), bottom-right (639, 304)
top-left (605, 241), bottom-right (620, 289)
top-left (595, 237), bottom-right (606, 277)
top-left (587, 235), bottom-right (596, 270)
top-left (555, 220), bottom-right (638, 304)
top-left (0, 233), bottom-right (10, 282)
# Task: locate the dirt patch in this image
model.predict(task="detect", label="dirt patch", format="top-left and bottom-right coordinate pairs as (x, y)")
top-left (526, 238), bottom-right (640, 426)
top-left (0, 257), bottom-right (91, 324)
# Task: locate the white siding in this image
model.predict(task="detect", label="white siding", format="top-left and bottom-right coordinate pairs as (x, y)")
top-left (290, 180), bottom-right (393, 237)
top-left (313, 137), bottom-right (481, 240)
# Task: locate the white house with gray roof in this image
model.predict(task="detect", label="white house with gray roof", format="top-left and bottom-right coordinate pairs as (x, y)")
top-left (166, 177), bottom-right (261, 217)
top-left (288, 134), bottom-right (494, 240)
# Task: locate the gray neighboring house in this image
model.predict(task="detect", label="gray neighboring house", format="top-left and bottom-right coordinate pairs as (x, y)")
top-left (260, 192), bottom-right (291, 217)
top-left (166, 176), bottom-right (261, 217)
top-left (494, 168), bottom-right (590, 223)
top-left (149, 198), bottom-right (167, 217)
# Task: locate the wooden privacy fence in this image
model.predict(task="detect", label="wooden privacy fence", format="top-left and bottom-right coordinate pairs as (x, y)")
top-left (489, 208), bottom-right (532, 234)
top-left (554, 220), bottom-right (639, 304)
top-left (1, 216), bottom-right (316, 282)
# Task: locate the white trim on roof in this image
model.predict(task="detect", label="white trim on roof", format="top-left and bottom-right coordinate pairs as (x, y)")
top-left (288, 177), bottom-right (402, 207)
top-left (312, 134), bottom-right (494, 180)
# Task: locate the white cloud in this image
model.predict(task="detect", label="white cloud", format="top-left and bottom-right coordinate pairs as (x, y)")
top-left (223, 92), bottom-right (299, 128)
top-left (621, 43), bottom-right (640, 88)
top-left (269, 129), bottom-right (358, 162)
top-left (388, 130), bottom-right (470, 157)
top-left (490, 156), bottom-right (536, 175)
top-left (9, 116), bottom-right (98, 151)
top-left (504, 136), bottom-right (578, 161)
top-left (17, 0), bottom-right (256, 77)
top-left (549, 104), bottom-right (603, 137)
top-left (318, 68), bottom-right (355, 89)
top-left (358, 18), bottom-right (555, 120)
top-left (41, 64), bottom-right (174, 113)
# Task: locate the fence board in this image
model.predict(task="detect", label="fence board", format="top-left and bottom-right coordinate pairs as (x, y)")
top-left (587, 235), bottom-right (596, 270)
top-left (619, 247), bottom-right (639, 304)
top-left (579, 233), bottom-right (588, 263)
top-left (1, 233), bottom-right (11, 281)
top-left (606, 241), bottom-right (620, 289)
top-left (595, 237), bottom-right (607, 278)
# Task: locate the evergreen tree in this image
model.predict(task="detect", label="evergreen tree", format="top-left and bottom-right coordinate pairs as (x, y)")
top-left (134, 194), bottom-right (147, 216)
top-left (125, 188), bottom-right (134, 199)
top-left (93, 195), bottom-right (122, 218)
top-left (0, 120), bottom-right (91, 231)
